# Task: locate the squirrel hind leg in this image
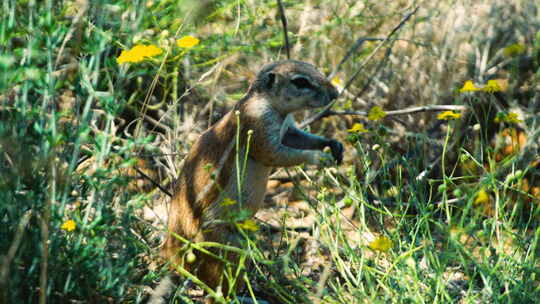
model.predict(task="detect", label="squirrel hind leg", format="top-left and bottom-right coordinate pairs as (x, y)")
top-left (194, 225), bottom-right (246, 299)
top-left (197, 249), bottom-right (244, 299)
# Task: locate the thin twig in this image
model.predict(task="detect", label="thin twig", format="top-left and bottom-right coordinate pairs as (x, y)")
top-left (351, 47), bottom-right (392, 105)
top-left (134, 9), bottom-right (191, 139)
top-left (330, 38), bottom-right (427, 79)
top-left (433, 198), bottom-right (462, 205)
top-left (321, 104), bottom-right (468, 119)
top-left (343, 6), bottom-right (419, 94)
top-left (329, 37), bottom-right (386, 80)
top-left (276, 0), bottom-right (291, 59)
top-left (135, 152), bottom-right (186, 158)
top-left (135, 167), bottom-right (173, 197)
top-left (54, 0), bottom-right (88, 69)
top-left (40, 161), bottom-right (56, 304)
top-left (0, 210), bottom-right (33, 303)
top-left (300, 5), bottom-right (419, 128)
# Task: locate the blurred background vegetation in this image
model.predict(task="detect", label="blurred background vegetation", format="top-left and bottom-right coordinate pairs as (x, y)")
top-left (1, 0), bottom-right (540, 303)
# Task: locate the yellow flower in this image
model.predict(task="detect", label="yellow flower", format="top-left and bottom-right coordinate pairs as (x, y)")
top-left (61, 219), bottom-right (76, 232)
top-left (505, 112), bottom-right (522, 123)
top-left (176, 35), bottom-right (200, 48)
top-left (489, 79), bottom-right (508, 92)
top-left (220, 197), bottom-right (237, 206)
top-left (331, 76), bottom-right (343, 87)
top-left (503, 43), bottom-right (526, 57)
top-left (138, 45), bottom-right (162, 57)
top-left (474, 188), bottom-right (490, 205)
top-left (347, 123), bottom-right (368, 133)
top-left (437, 111), bottom-right (461, 120)
top-left (237, 219), bottom-right (259, 232)
top-left (459, 80), bottom-right (479, 93)
top-left (482, 79), bottom-right (504, 93)
top-left (368, 236), bottom-right (393, 252)
top-left (384, 186), bottom-right (399, 198)
top-left (117, 50), bottom-right (143, 64)
top-left (368, 106), bottom-right (387, 121)
top-left (495, 112), bottom-right (522, 124)
top-left (117, 44), bottom-right (163, 64)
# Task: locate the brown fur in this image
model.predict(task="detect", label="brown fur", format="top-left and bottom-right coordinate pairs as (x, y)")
top-left (159, 60), bottom-right (343, 300)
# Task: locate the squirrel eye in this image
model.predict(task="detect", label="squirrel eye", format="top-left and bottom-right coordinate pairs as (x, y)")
top-left (291, 76), bottom-right (314, 90)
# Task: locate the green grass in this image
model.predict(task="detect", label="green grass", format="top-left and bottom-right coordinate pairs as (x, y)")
top-left (1, 0), bottom-right (540, 303)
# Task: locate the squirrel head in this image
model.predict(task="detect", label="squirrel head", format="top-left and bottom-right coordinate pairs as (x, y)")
top-left (252, 60), bottom-right (339, 115)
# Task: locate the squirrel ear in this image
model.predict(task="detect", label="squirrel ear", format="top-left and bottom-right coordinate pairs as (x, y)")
top-left (262, 72), bottom-right (276, 90)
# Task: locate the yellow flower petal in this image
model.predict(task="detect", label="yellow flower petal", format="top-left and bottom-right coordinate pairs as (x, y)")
top-left (506, 112), bottom-right (522, 124)
top-left (347, 123), bottom-right (368, 133)
top-left (368, 106), bottom-right (387, 121)
top-left (237, 219), bottom-right (259, 232)
top-left (474, 188), bottom-right (490, 205)
top-left (437, 111), bottom-right (461, 120)
top-left (331, 76), bottom-right (342, 87)
top-left (459, 80), bottom-right (479, 93)
top-left (483, 79), bottom-right (504, 93)
top-left (491, 79), bottom-right (508, 92)
top-left (494, 112), bottom-right (522, 124)
top-left (368, 236), bottom-right (393, 252)
top-left (141, 44), bottom-right (163, 57)
top-left (220, 197), bottom-right (237, 206)
top-left (116, 44), bottom-right (163, 64)
top-left (61, 219), bottom-right (76, 232)
top-left (117, 49), bottom-right (143, 64)
top-left (177, 35), bottom-right (200, 48)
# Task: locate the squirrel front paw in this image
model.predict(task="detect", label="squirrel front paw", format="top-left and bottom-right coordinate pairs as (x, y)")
top-left (327, 140), bottom-right (344, 165)
top-left (309, 150), bottom-right (336, 167)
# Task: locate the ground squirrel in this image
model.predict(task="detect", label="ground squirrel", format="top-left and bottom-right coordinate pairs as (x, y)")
top-left (157, 60), bottom-right (343, 301)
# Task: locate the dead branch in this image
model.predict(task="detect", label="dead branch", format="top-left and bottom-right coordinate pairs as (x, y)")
top-left (135, 167), bottom-right (173, 197)
top-left (300, 5), bottom-right (420, 128)
top-left (276, 0), bottom-right (291, 59)
top-left (322, 104), bottom-right (468, 119)
top-left (329, 37), bottom-right (386, 80)
top-left (0, 210), bottom-right (33, 303)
